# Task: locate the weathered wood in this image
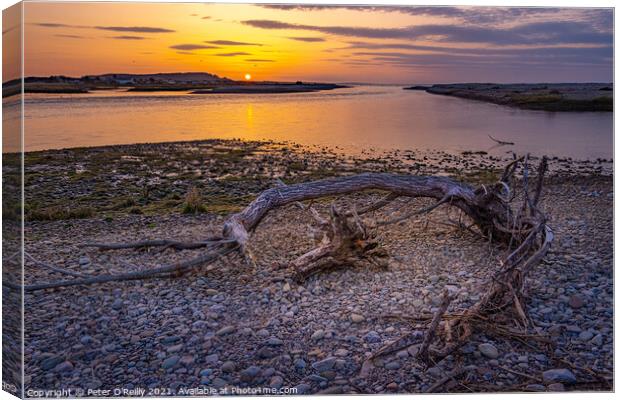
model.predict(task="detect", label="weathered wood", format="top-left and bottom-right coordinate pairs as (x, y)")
top-left (222, 172), bottom-right (514, 248)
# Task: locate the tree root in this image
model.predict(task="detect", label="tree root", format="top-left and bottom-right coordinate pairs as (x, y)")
top-left (290, 204), bottom-right (388, 283)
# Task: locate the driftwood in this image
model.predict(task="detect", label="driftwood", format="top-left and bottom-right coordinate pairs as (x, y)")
top-left (12, 169), bottom-right (531, 291)
top-left (358, 156), bottom-right (552, 379)
top-left (8, 156), bottom-right (553, 384)
top-left (488, 134), bottom-right (515, 146)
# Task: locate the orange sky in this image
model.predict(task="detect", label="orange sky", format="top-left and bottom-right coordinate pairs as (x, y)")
top-left (7, 3), bottom-right (614, 83)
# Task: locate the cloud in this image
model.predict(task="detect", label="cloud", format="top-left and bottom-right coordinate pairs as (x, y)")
top-left (202, 16), bottom-right (211, 19)
top-left (258, 5), bottom-right (611, 26)
top-left (245, 59), bottom-right (275, 62)
top-left (288, 37), bottom-right (325, 42)
top-left (55, 34), bottom-right (84, 39)
top-left (206, 40), bottom-right (262, 46)
top-left (216, 52), bottom-right (251, 56)
top-left (34, 22), bottom-right (76, 28)
top-left (169, 44), bottom-right (220, 50)
top-left (242, 19), bottom-right (611, 46)
top-left (34, 22), bottom-right (176, 33)
top-left (95, 26), bottom-right (175, 33)
top-left (110, 35), bottom-right (147, 40)
top-left (351, 47), bottom-right (611, 69)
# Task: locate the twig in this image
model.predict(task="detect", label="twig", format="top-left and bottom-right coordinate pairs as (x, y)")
top-left (24, 252), bottom-right (89, 278)
top-left (418, 291), bottom-right (452, 364)
top-left (7, 242), bottom-right (238, 292)
top-left (488, 134), bottom-right (515, 146)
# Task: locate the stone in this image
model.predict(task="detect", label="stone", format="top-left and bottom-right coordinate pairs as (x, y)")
top-left (256, 346), bottom-right (276, 359)
top-left (241, 366), bottom-right (261, 382)
top-left (53, 361), bottom-right (73, 373)
top-left (294, 358), bottom-right (306, 370)
top-left (427, 367), bottom-right (442, 378)
top-left (269, 376), bottom-right (283, 389)
top-left (578, 331), bottom-right (593, 341)
top-left (267, 337), bottom-right (283, 346)
top-left (384, 361), bottom-right (401, 370)
top-left (307, 374), bottom-right (327, 383)
top-left (568, 295), bottom-right (584, 309)
top-left (162, 356), bottom-right (180, 370)
top-left (547, 383), bottom-right (566, 391)
top-left (591, 334), bottom-right (603, 346)
top-left (542, 369), bottom-right (576, 384)
top-left (312, 357), bottom-right (337, 372)
top-left (350, 313), bottom-right (365, 323)
top-left (364, 331), bottom-right (382, 343)
top-left (525, 384), bottom-right (545, 392)
top-left (40, 355), bottom-right (64, 371)
top-left (167, 344), bottom-right (183, 353)
top-left (221, 361), bottom-right (236, 373)
top-left (334, 348), bottom-right (349, 357)
top-left (387, 382), bottom-right (399, 391)
top-left (256, 329), bottom-right (270, 337)
top-left (294, 384), bottom-right (312, 394)
top-left (205, 354), bottom-right (219, 364)
top-left (78, 256), bottom-right (90, 266)
top-left (311, 330), bottom-right (325, 341)
top-left (216, 326), bottom-right (235, 336)
top-left (180, 355), bottom-right (194, 367)
top-left (80, 336), bottom-right (93, 345)
top-left (396, 350), bottom-right (409, 359)
top-left (111, 299), bottom-right (123, 310)
top-left (478, 343), bottom-right (499, 359)
top-left (212, 377), bottom-right (227, 389)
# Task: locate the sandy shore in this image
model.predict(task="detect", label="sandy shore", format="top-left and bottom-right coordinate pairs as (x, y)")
top-left (14, 140), bottom-right (613, 393)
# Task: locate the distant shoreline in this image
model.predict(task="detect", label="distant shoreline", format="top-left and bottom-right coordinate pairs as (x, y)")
top-left (405, 83), bottom-right (613, 112)
top-left (2, 73), bottom-right (348, 97)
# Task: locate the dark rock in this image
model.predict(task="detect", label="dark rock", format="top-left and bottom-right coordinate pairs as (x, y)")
top-left (542, 369), bottom-right (576, 384)
top-left (312, 357), bottom-right (336, 372)
top-left (162, 356), bottom-right (180, 370)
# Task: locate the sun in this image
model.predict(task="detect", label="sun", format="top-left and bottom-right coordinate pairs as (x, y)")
top-left (244, 73), bottom-right (251, 81)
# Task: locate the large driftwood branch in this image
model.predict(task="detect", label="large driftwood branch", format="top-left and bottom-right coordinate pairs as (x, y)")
top-left (10, 159), bottom-right (549, 350)
top-left (222, 173), bottom-right (516, 249)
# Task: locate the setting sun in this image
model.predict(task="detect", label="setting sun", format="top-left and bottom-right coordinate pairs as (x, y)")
top-left (244, 73), bottom-right (251, 81)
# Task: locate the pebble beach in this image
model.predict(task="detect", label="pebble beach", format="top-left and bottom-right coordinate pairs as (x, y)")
top-left (15, 140), bottom-right (613, 394)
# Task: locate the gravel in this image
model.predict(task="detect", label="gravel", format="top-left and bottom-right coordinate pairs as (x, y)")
top-left (21, 142), bottom-right (612, 394)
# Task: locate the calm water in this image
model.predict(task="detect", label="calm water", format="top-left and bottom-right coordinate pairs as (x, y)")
top-left (10, 85), bottom-right (614, 158)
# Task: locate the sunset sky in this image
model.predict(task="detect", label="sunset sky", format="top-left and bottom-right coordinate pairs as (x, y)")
top-left (9, 3), bottom-right (615, 83)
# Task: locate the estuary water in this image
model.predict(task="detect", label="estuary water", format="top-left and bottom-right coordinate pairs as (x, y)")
top-left (11, 85), bottom-right (613, 159)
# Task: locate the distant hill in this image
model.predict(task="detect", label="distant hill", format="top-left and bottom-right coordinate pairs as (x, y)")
top-left (83, 72), bottom-right (233, 85)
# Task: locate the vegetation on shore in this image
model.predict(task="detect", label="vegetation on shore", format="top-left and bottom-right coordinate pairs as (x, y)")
top-left (18, 139), bottom-right (611, 223)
